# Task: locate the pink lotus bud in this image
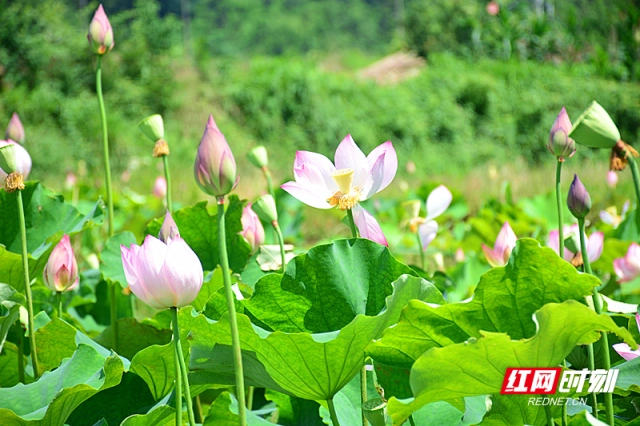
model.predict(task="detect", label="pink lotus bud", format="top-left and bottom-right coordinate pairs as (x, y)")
top-left (5, 113), bottom-right (25, 144)
top-left (158, 211), bottom-right (179, 243)
top-left (121, 213), bottom-right (203, 309)
top-left (65, 171), bottom-right (77, 190)
top-left (194, 115), bottom-right (238, 197)
top-left (455, 248), bottom-right (465, 263)
top-left (547, 107), bottom-right (576, 161)
top-left (607, 171), bottom-right (618, 188)
top-left (567, 174), bottom-right (591, 219)
top-left (43, 235), bottom-right (79, 292)
top-left (153, 176), bottom-right (167, 199)
top-left (88, 4), bottom-right (114, 55)
top-left (240, 204), bottom-right (265, 252)
top-left (0, 140), bottom-right (31, 180)
top-left (486, 1), bottom-right (500, 15)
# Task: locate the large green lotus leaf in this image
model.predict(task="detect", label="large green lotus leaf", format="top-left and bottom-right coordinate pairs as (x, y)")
top-left (146, 196), bottom-right (251, 272)
top-left (186, 275), bottom-right (443, 401)
top-left (94, 317), bottom-right (172, 359)
top-left (130, 342), bottom-right (176, 401)
top-left (0, 182), bottom-right (104, 292)
top-left (387, 301), bottom-right (636, 425)
top-left (0, 344), bottom-right (124, 425)
top-left (34, 318), bottom-right (78, 375)
top-left (613, 354), bottom-right (640, 394)
top-left (367, 239), bottom-right (599, 398)
top-left (120, 405), bottom-right (174, 426)
top-left (203, 392), bottom-right (279, 425)
top-left (66, 372), bottom-right (156, 426)
top-left (100, 231), bottom-right (137, 289)
top-left (243, 239), bottom-right (418, 333)
top-left (0, 342), bottom-right (28, 387)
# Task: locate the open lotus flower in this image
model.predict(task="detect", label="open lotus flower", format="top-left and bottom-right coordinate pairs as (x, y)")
top-left (482, 222), bottom-right (517, 267)
top-left (121, 212), bottom-right (203, 309)
top-left (240, 203), bottom-right (265, 252)
top-left (5, 113), bottom-right (25, 144)
top-left (43, 235), bottom-right (79, 292)
top-left (613, 313), bottom-right (640, 360)
top-left (548, 224), bottom-right (604, 266)
top-left (407, 185), bottom-right (452, 251)
top-left (600, 200), bottom-right (630, 229)
top-left (352, 205), bottom-right (388, 246)
top-left (614, 243), bottom-right (640, 283)
top-left (88, 4), bottom-right (114, 55)
top-left (281, 134), bottom-right (397, 211)
top-left (0, 140), bottom-right (31, 180)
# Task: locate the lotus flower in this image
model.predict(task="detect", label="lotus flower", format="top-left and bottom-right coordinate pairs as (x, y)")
top-left (43, 235), bottom-right (79, 292)
top-left (121, 212), bottom-right (203, 309)
top-left (547, 107), bottom-right (576, 161)
top-left (241, 204), bottom-right (265, 252)
top-left (482, 222), bottom-right (517, 267)
top-left (614, 243), bottom-right (640, 283)
top-left (281, 134), bottom-right (397, 211)
top-left (607, 171), bottom-right (618, 188)
top-left (548, 224), bottom-right (603, 265)
top-left (88, 4), bottom-right (114, 55)
top-left (352, 205), bottom-right (388, 246)
top-left (153, 176), bottom-right (167, 199)
top-left (407, 185), bottom-right (453, 251)
top-left (600, 201), bottom-right (630, 229)
top-left (0, 140), bottom-right (31, 180)
top-left (613, 313), bottom-right (640, 360)
top-left (194, 115), bottom-right (238, 197)
top-left (5, 113), bottom-right (24, 144)
top-left (567, 175), bottom-right (591, 219)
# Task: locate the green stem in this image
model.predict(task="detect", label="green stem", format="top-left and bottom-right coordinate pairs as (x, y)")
top-left (544, 404), bottom-right (554, 426)
top-left (96, 55), bottom-right (118, 351)
top-left (194, 395), bottom-right (204, 423)
top-left (346, 208), bottom-right (359, 238)
top-left (217, 196), bottom-right (247, 426)
top-left (17, 327), bottom-right (24, 383)
top-left (17, 191), bottom-right (39, 379)
top-left (408, 415), bottom-right (417, 426)
top-left (587, 344), bottom-right (598, 418)
top-left (416, 231), bottom-right (425, 270)
top-left (555, 160), bottom-right (564, 256)
top-left (628, 156), bottom-right (640, 231)
top-left (247, 386), bottom-right (254, 410)
top-left (173, 322), bottom-right (183, 426)
top-left (561, 360), bottom-right (568, 426)
top-left (171, 307), bottom-right (195, 426)
top-left (163, 155), bottom-right (173, 213)
top-left (555, 160), bottom-right (568, 426)
top-left (360, 366), bottom-right (368, 426)
top-left (57, 292), bottom-right (63, 319)
top-left (579, 219), bottom-right (613, 425)
top-left (346, 208), bottom-right (367, 425)
top-left (327, 398), bottom-right (341, 426)
top-left (273, 221), bottom-right (287, 272)
top-left (262, 166), bottom-right (275, 200)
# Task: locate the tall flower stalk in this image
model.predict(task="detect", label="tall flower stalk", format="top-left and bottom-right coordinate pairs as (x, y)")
top-left (252, 195), bottom-right (286, 271)
top-left (567, 175), bottom-right (613, 425)
top-left (0, 144), bottom-right (39, 379)
top-left (194, 115), bottom-right (246, 425)
top-left (547, 106), bottom-right (576, 426)
top-left (89, 4), bottom-right (117, 350)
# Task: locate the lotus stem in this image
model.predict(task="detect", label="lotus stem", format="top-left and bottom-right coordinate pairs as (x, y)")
top-left (163, 155), bottom-right (173, 213)
top-left (57, 292), bottom-right (63, 319)
top-left (173, 319), bottom-right (183, 425)
top-left (327, 397), bottom-right (341, 426)
top-left (579, 219), bottom-right (613, 425)
top-left (262, 166), bottom-right (275, 200)
top-left (216, 196), bottom-right (247, 426)
top-left (554, 160), bottom-right (568, 426)
top-left (17, 329), bottom-right (24, 383)
top-left (171, 307), bottom-right (195, 426)
top-left (95, 55), bottom-right (118, 351)
top-left (273, 221), bottom-right (286, 272)
top-left (346, 208), bottom-right (359, 238)
top-left (416, 232), bottom-right (425, 270)
top-left (627, 156), bottom-right (640, 230)
top-left (16, 190), bottom-right (39, 379)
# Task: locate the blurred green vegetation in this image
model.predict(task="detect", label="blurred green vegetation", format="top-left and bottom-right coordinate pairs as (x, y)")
top-left (0, 0), bottom-right (639, 207)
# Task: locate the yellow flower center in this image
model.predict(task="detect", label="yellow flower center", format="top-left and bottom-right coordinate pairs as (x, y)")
top-left (328, 168), bottom-right (362, 210)
top-left (409, 217), bottom-right (426, 233)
